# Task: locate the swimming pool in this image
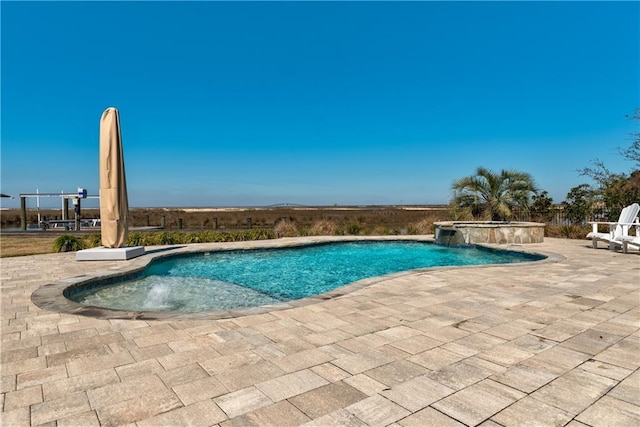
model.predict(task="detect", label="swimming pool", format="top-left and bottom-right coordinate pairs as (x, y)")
top-left (66, 241), bottom-right (544, 313)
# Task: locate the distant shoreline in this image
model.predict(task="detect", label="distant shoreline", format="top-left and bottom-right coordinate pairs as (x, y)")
top-left (1, 205), bottom-right (450, 213)
top-left (173, 205), bottom-right (449, 213)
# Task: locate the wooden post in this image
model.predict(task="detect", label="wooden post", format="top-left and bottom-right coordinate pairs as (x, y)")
top-left (62, 198), bottom-right (69, 220)
top-left (20, 196), bottom-right (27, 231)
top-left (74, 198), bottom-right (81, 231)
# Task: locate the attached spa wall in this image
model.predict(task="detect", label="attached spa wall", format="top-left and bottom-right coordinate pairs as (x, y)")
top-left (435, 222), bottom-right (545, 245)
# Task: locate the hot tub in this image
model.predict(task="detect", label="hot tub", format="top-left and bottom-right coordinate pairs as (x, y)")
top-left (435, 221), bottom-right (544, 245)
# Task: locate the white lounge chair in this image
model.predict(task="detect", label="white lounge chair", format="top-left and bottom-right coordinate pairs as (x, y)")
top-left (586, 203), bottom-right (640, 250)
top-left (620, 235), bottom-right (640, 254)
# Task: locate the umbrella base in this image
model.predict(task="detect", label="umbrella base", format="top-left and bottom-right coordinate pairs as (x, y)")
top-left (76, 246), bottom-right (145, 261)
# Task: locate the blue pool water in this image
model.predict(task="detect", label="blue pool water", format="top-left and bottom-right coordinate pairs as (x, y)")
top-left (70, 241), bottom-right (543, 312)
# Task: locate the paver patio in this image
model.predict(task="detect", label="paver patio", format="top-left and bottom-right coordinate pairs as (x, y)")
top-left (1, 237), bottom-right (638, 426)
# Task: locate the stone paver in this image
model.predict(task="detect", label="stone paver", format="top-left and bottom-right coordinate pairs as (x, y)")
top-left (301, 408), bottom-right (368, 427)
top-left (42, 368), bottom-right (120, 401)
top-left (288, 381), bottom-right (367, 419)
top-left (490, 396), bottom-right (573, 426)
top-left (576, 395), bottom-right (640, 426)
top-left (427, 360), bottom-right (494, 390)
top-left (343, 373), bottom-right (389, 396)
top-left (332, 348), bottom-right (395, 375)
top-left (408, 346), bottom-right (465, 370)
top-left (57, 410), bottom-right (101, 427)
top-left (222, 400), bottom-right (311, 427)
top-left (364, 360), bottom-right (427, 387)
top-left (345, 394), bottom-right (411, 426)
top-left (531, 368), bottom-right (618, 415)
top-left (94, 388), bottom-right (181, 426)
top-left (432, 379), bottom-right (525, 425)
top-left (607, 369), bottom-right (640, 406)
top-left (381, 374), bottom-right (455, 412)
top-left (1, 236), bottom-right (639, 425)
top-left (214, 386), bottom-right (273, 419)
top-left (172, 375), bottom-right (229, 405)
top-left (137, 400), bottom-right (227, 427)
top-left (490, 364), bottom-right (557, 393)
top-left (30, 391), bottom-right (91, 426)
top-left (255, 369), bottom-right (328, 402)
top-left (3, 385), bottom-right (42, 412)
top-left (398, 407), bottom-right (464, 426)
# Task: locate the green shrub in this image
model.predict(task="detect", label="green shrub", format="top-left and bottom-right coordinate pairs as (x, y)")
top-left (346, 223), bottom-right (362, 235)
top-left (122, 229), bottom-right (277, 245)
top-left (157, 232), bottom-right (175, 245)
top-left (246, 229), bottom-right (276, 240)
top-left (196, 231), bottom-right (223, 242)
top-left (84, 232), bottom-right (102, 248)
top-left (229, 231), bottom-right (247, 241)
top-left (53, 234), bottom-right (86, 253)
top-left (187, 233), bottom-right (204, 243)
top-left (126, 232), bottom-right (146, 246)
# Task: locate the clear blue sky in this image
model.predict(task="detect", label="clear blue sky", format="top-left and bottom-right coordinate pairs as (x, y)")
top-left (2, 1), bottom-right (638, 208)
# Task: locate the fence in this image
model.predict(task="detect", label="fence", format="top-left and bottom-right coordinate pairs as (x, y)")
top-left (511, 205), bottom-right (609, 225)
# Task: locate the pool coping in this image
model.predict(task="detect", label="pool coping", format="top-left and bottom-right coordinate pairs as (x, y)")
top-left (30, 235), bottom-right (564, 321)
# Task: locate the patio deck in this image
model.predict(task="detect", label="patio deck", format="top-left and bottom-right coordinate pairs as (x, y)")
top-left (1, 237), bottom-right (638, 426)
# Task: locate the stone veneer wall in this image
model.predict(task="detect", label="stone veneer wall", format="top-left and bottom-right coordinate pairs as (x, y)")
top-left (434, 222), bottom-right (545, 245)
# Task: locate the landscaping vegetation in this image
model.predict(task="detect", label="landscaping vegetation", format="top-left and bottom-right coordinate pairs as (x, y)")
top-left (562, 109), bottom-right (639, 224)
top-left (52, 234), bottom-right (86, 253)
top-left (0, 207), bottom-right (449, 257)
top-left (450, 110), bottom-right (639, 226)
top-left (451, 167), bottom-right (538, 221)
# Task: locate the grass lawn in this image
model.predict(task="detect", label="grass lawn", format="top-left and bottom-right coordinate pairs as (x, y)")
top-left (1, 234), bottom-right (59, 257)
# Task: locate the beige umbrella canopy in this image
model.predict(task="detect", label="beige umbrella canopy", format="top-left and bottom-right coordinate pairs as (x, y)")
top-left (99, 107), bottom-right (129, 248)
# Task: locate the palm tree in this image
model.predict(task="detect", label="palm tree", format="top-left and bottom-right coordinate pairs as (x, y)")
top-left (451, 167), bottom-right (538, 221)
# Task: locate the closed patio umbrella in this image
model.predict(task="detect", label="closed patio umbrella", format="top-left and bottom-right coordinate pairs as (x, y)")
top-left (99, 107), bottom-right (129, 248)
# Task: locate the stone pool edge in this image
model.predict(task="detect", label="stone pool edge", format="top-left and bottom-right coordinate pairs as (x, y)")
top-left (30, 235), bottom-right (564, 321)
